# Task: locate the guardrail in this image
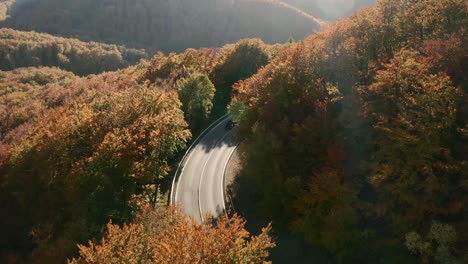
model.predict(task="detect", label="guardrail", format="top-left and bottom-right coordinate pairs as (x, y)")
top-left (169, 114), bottom-right (229, 205)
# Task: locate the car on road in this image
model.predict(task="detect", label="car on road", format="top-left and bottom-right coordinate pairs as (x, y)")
top-left (225, 119), bottom-right (237, 130)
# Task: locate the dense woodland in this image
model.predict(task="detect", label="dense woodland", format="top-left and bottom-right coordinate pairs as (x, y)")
top-left (231, 0), bottom-right (467, 262)
top-left (0, 0), bottom-right (467, 263)
top-left (0, 28), bottom-right (147, 75)
top-left (2, 0), bottom-right (323, 53)
top-left (0, 39), bottom-right (278, 263)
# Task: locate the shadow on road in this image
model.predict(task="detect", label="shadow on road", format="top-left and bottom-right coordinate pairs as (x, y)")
top-left (196, 121), bottom-right (239, 154)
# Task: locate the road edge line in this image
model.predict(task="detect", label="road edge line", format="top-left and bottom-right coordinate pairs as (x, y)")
top-left (198, 129), bottom-right (232, 222)
top-left (170, 114), bottom-right (229, 206)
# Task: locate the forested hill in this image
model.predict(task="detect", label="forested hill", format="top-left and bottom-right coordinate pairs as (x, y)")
top-left (231, 0), bottom-right (467, 262)
top-left (0, 28), bottom-right (147, 75)
top-left (283, 0), bottom-right (376, 20)
top-left (0, 39), bottom-right (280, 263)
top-left (1, 0), bottom-right (466, 263)
top-left (2, 0), bottom-right (324, 53)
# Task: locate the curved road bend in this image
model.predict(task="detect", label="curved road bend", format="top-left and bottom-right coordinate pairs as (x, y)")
top-left (173, 118), bottom-right (237, 223)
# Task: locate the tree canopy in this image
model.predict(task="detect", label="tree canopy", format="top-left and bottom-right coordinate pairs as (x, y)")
top-left (2, 0), bottom-right (323, 53)
top-left (0, 38), bottom-right (279, 263)
top-left (177, 73), bottom-right (216, 132)
top-left (0, 28), bottom-right (147, 75)
top-left (70, 206), bottom-right (274, 264)
top-left (231, 0), bottom-right (467, 262)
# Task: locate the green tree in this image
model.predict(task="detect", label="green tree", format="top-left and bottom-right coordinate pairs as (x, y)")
top-left (405, 221), bottom-right (463, 264)
top-left (210, 39), bottom-right (269, 115)
top-left (177, 73), bottom-right (215, 132)
top-left (228, 100), bottom-right (247, 123)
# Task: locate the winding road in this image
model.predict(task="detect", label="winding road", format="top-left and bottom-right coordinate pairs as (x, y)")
top-left (171, 117), bottom-right (238, 223)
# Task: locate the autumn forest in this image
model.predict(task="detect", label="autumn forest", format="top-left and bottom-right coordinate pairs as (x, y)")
top-left (0, 0), bottom-right (467, 263)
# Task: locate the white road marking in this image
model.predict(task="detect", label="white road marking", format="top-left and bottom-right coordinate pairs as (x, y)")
top-left (198, 129), bottom-right (232, 222)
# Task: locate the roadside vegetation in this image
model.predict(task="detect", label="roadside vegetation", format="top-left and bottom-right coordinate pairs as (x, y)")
top-left (70, 206), bottom-right (274, 264)
top-left (0, 0), bottom-right (466, 263)
top-left (0, 39), bottom-right (278, 263)
top-left (230, 0), bottom-right (467, 262)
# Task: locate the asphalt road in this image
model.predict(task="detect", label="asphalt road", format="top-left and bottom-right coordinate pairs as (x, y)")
top-left (173, 118), bottom-right (238, 223)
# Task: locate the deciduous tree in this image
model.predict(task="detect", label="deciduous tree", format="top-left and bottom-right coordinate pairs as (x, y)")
top-left (69, 206), bottom-right (275, 264)
top-left (177, 73), bottom-right (215, 132)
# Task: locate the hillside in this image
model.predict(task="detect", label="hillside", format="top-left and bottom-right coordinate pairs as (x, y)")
top-left (0, 0), bottom-right (466, 263)
top-left (231, 0), bottom-right (467, 262)
top-left (0, 28), bottom-right (147, 75)
top-left (284, 0), bottom-right (376, 20)
top-left (0, 39), bottom-right (281, 263)
top-left (2, 0), bottom-right (323, 53)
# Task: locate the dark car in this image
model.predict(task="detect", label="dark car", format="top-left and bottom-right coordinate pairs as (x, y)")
top-left (225, 120), bottom-right (237, 130)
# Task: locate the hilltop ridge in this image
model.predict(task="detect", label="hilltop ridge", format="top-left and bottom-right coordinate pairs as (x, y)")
top-left (2, 0), bottom-right (324, 52)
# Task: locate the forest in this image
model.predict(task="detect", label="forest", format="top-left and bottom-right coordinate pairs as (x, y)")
top-left (1, 0), bottom-right (323, 53)
top-left (0, 0), bottom-right (466, 263)
top-left (0, 39), bottom-right (279, 263)
top-left (230, 0), bottom-right (467, 262)
top-left (0, 28), bottom-right (148, 75)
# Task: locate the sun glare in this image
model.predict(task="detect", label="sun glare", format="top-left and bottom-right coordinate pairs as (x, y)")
top-left (316, 0), bottom-right (355, 18)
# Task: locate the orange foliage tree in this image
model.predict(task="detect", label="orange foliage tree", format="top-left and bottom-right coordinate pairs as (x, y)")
top-left (69, 206), bottom-right (275, 264)
top-left (230, 0), bottom-right (467, 262)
